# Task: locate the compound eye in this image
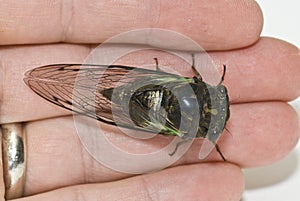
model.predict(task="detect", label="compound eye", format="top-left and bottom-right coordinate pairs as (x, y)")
top-left (217, 86), bottom-right (228, 99)
top-left (218, 86), bottom-right (226, 93)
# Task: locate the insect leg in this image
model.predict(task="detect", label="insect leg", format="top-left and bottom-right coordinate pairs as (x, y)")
top-left (191, 54), bottom-right (203, 81)
top-left (169, 139), bottom-right (190, 156)
top-left (153, 58), bottom-right (161, 71)
top-left (215, 143), bottom-right (226, 161)
top-left (170, 140), bottom-right (227, 161)
top-left (218, 64), bottom-right (227, 85)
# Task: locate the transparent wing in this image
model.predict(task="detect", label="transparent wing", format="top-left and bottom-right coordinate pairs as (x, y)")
top-left (23, 64), bottom-right (186, 129)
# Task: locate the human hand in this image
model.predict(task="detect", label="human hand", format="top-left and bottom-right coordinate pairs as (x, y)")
top-left (1, 1), bottom-right (299, 201)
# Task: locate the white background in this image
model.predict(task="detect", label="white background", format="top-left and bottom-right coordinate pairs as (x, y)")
top-left (242, 1), bottom-right (300, 201)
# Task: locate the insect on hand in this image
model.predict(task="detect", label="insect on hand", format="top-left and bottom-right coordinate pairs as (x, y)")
top-left (24, 54), bottom-right (230, 161)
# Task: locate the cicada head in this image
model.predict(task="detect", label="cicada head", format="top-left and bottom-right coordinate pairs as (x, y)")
top-left (197, 83), bottom-right (230, 143)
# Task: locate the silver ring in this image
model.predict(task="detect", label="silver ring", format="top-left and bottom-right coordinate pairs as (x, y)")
top-left (1, 123), bottom-right (26, 199)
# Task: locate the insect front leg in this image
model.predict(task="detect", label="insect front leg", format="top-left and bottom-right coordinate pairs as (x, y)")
top-left (169, 139), bottom-right (190, 156)
top-left (217, 64), bottom-right (227, 85)
top-left (215, 143), bottom-right (226, 161)
top-left (153, 57), bottom-right (162, 71)
top-left (169, 139), bottom-right (227, 161)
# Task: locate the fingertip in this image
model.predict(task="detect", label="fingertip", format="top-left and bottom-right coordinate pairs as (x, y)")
top-left (224, 102), bottom-right (300, 167)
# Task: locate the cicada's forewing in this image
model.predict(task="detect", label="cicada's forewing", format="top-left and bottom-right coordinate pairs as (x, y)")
top-left (24, 64), bottom-right (189, 130)
top-left (24, 64), bottom-right (82, 111)
top-left (24, 64), bottom-right (135, 125)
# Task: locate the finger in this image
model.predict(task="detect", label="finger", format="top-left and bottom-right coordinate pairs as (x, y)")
top-left (0, 0), bottom-right (262, 50)
top-left (211, 37), bottom-right (300, 103)
top-left (23, 102), bottom-right (298, 194)
top-left (190, 101), bottom-right (300, 167)
top-left (0, 140), bottom-right (4, 201)
top-left (0, 44), bottom-right (92, 123)
top-left (1, 38), bottom-right (299, 123)
top-left (21, 163), bottom-right (243, 201)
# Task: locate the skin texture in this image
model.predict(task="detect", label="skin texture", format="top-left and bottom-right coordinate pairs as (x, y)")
top-left (0, 0), bottom-right (262, 49)
top-left (0, 0), bottom-right (299, 201)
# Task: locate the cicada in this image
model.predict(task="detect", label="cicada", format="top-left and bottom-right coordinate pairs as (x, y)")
top-left (24, 56), bottom-right (230, 161)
